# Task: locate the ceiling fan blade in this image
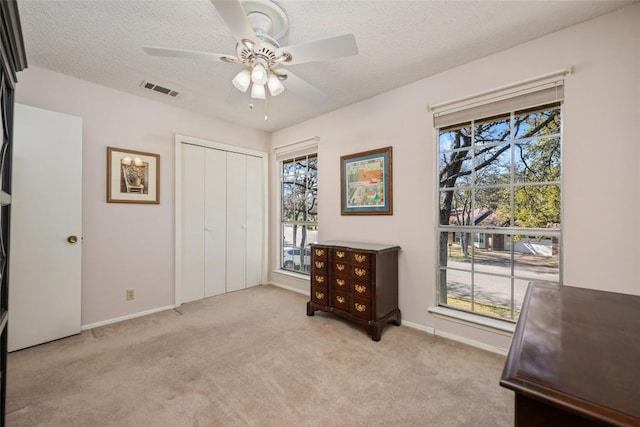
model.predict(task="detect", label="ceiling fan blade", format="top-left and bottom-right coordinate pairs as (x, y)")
top-left (142, 46), bottom-right (238, 63)
top-left (277, 33), bottom-right (358, 66)
top-left (281, 70), bottom-right (327, 103)
top-left (210, 0), bottom-right (259, 46)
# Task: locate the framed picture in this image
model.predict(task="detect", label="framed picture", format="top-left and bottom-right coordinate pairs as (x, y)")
top-left (341, 146), bottom-right (392, 215)
top-left (107, 147), bottom-right (159, 204)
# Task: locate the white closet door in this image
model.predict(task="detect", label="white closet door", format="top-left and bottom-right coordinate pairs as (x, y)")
top-left (181, 144), bottom-right (206, 303)
top-left (245, 155), bottom-right (263, 287)
top-left (226, 152), bottom-right (247, 292)
top-left (204, 149), bottom-right (227, 297)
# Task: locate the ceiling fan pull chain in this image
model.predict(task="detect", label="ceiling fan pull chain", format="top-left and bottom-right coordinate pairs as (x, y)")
top-left (264, 96), bottom-right (268, 121)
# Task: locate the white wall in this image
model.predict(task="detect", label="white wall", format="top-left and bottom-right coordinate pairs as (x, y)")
top-left (16, 67), bottom-right (270, 326)
top-left (269, 4), bottom-right (640, 351)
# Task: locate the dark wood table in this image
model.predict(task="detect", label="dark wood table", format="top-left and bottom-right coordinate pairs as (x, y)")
top-left (500, 282), bottom-right (640, 426)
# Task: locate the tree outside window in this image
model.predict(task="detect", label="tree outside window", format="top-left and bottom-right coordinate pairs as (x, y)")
top-left (438, 103), bottom-right (561, 321)
top-left (281, 154), bottom-right (318, 273)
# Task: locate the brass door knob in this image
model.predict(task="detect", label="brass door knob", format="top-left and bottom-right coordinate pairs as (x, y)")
top-left (67, 235), bottom-right (78, 244)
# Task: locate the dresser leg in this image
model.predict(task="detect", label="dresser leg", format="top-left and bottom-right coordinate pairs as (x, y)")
top-left (306, 301), bottom-right (315, 316)
top-left (369, 325), bottom-right (382, 342)
top-left (391, 310), bottom-right (401, 326)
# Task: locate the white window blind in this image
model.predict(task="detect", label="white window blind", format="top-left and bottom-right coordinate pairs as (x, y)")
top-left (431, 68), bottom-right (570, 129)
top-left (273, 136), bottom-right (318, 161)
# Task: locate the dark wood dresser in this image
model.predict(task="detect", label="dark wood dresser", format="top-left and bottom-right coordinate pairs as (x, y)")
top-left (306, 241), bottom-right (400, 341)
top-left (500, 282), bottom-right (640, 426)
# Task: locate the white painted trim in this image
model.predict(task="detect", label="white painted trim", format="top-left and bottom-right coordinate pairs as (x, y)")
top-left (174, 136), bottom-right (183, 306)
top-left (428, 306), bottom-right (515, 336)
top-left (81, 305), bottom-right (176, 331)
top-left (174, 134), bottom-right (269, 306)
top-left (267, 280), bottom-right (308, 296)
top-left (177, 133), bottom-right (266, 158)
top-left (272, 269), bottom-right (310, 281)
top-left (402, 320), bottom-right (509, 356)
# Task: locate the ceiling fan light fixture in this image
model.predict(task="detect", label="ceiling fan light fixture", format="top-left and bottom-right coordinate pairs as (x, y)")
top-left (232, 69), bottom-right (251, 92)
top-left (251, 82), bottom-right (266, 100)
top-left (267, 72), bottom-right (284, 96)
top-left (251, 61), bottom-right (268, 86)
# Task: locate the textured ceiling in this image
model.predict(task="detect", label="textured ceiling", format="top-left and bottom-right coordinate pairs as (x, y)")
top-left (18, 0), bottom-right (633, 132)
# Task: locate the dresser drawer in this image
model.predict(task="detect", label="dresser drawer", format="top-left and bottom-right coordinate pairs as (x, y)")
top-left (312, 259), bottom-right (327, 271)
top-left (334, 261), bottom-right (349, 276)
top-left (332, 248), bottom-right (349, 261)
top-left (312, 246), bottom-right (328, 261)
top-left (352, 251), bottom-right (372, 267)
top-left (352, 281), bottom-right (371, 300)
top-left (312, 272), bottom-right (328, 287)
top-left (333, 276), bottom-right (349, 291)
top-left (352, 266), bottom-right (371, 281)
top-left (312, 287), bottom-right (329, 305)
top-left (351, 298), bottom-right (371, 320)
top-left (333, 291), bottom-right (350, 312)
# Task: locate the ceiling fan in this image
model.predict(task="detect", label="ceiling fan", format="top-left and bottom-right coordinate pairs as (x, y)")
top-left (142, 0), bottom-right (358, 102)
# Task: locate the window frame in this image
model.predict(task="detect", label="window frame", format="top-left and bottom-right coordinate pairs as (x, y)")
top-left (435, 103), bottom-right (563, 323)
top-left (279, 151), bottom-right (318, 275)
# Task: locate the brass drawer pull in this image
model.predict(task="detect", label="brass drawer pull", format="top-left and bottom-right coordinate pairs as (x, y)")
top-left (315, 275), bottom-right (325, 284)
top-left (315, 261), bottom-right (325, 269)
top-left (336, 264), bottom-right (345, 271)
top-left (355, 284), bottom-right (367, 294)
top-left (315, 292), bottom-right (325, 300)
top-left (336, 279), bottom-right (346, 287)
top-left (315, 249), bottom-right (325, 256)
top-left (354, 254), bottom-right (366, 263)
top-left (336, 251), bottom-right (345, 258)
top-left (336, 296), bottom-right (345, 304)
top-left (355, 268), bottom-right (367, 277)
top-left (355, 303), bottom-right (367, 312)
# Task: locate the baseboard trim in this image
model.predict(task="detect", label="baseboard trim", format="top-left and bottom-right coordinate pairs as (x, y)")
top-left (81, 305), bottom-right (176, 331)
top-left (267, 281), bottom-right (308, 296)
top-left (402, 320), bottom-right (508, 356)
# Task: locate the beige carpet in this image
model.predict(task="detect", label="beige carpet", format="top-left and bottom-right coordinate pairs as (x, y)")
top-left (6, 285), bottom-right (513, 426)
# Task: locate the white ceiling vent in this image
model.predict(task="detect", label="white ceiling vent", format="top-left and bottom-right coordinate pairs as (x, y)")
top-left (140, 80), bottom-right (180, 97)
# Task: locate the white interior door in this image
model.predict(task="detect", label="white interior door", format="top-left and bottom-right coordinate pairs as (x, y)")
top-left (9, 103), bottom-right (82, 352)
top-left (204, 148), bottom-right (226, 297)
top-left (245, 155), bottom-right (263, 287)
top-left (225, 152), bottom-right (247, 293)
top-left (180, 143), bottom-right (206, 303)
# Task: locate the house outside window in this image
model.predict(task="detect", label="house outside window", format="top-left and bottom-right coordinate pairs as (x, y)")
top-left (435, 78), bottom-right (564, 322)
top-left (280, 152), bottom-right (318, 274)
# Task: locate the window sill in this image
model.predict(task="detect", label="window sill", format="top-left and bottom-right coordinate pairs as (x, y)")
top-left (272, 269), bottom-right (310, 281)
top-left (428, 306), bottom-right (515, 336)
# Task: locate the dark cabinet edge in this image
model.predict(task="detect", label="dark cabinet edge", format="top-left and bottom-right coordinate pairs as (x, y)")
top-left (0, 191), bottom-right (9, 206)
top-left (0, 310), bottom-right (6, 334)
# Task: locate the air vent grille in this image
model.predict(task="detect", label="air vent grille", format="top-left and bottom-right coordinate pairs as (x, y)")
top-left (140, 81), bottom-right (180, 97)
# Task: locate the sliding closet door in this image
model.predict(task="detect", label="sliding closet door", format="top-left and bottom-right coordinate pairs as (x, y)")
top-left (245, 155), bottom-right (263, 287)
top-left (178, 137), bottom-right (265, 304)
top-left (204, 149), bottom-right (226, 297)
top-left (226, 152), bottom-right (247, 293)
top-left (180, 144), bottom-right (206, 303)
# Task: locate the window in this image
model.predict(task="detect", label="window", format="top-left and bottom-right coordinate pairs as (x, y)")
top-left (281, 153), bottom-right (317, 274)
top-left (435, 79), bottom-right (563, 322)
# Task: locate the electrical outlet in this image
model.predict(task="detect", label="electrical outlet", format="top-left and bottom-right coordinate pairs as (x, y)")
top-left (126, 289), bottom-right (135, 301)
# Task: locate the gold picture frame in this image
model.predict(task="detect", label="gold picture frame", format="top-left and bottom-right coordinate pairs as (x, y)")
top-left (107, 147), bottom-right (159, 204)
top-left (340, 146), bottom-right (392, 215)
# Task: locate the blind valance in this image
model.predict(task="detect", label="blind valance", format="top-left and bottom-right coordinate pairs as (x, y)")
top-left (273, 136), bottom-right (318, 161)
top-left (431, 68), bottom-right (570, 128)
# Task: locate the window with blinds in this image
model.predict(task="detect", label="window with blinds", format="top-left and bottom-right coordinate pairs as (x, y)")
top-left (434, 77), bottom-right (563, 321)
